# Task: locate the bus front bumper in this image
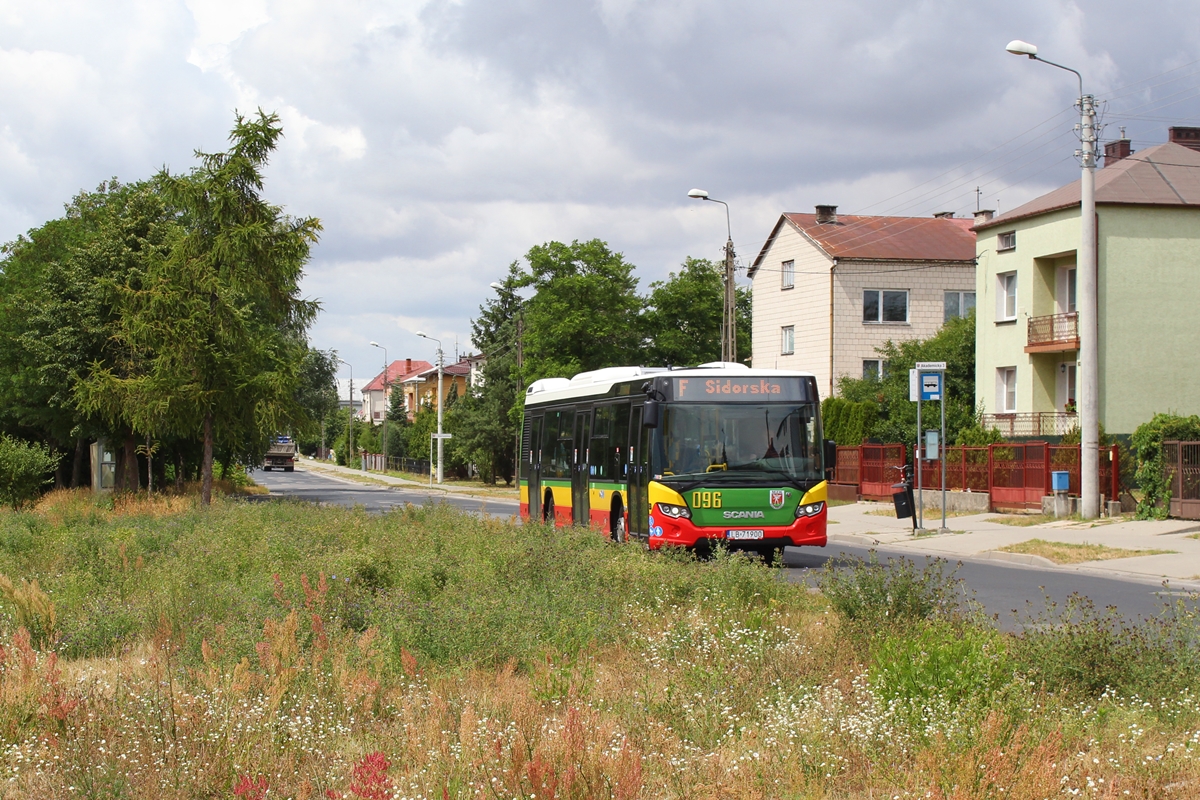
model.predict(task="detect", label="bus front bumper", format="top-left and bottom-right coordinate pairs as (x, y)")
top-left (646, 509), bottom-right (827, 550)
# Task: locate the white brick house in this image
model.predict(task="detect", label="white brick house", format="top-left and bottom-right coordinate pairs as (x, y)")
top-left (748, 206), bottom-right (977, 398)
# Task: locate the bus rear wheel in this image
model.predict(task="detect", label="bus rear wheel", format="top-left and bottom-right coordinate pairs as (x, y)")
top-left (543, 493), bottom-right (555, 524)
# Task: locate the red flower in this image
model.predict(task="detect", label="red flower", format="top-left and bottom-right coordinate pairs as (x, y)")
top-left (349, 751), bottom-right (392, 800)
top-left (234, 775), bottom-right (269, 800)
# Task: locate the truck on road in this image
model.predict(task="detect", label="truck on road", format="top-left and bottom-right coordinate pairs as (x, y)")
top-left (263, 436), bottom-right (297, 471)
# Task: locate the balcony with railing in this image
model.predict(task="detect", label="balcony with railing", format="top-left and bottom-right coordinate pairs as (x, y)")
top-left (1025, 311), bottom-right (1079, 353)
top-left (982, 412), bottom-right (1079, 438)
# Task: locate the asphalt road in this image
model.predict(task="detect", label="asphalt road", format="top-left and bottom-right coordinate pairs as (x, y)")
top-left (252, 467), bottom-right (1191, 630)
top-left (252, 466), bottom-right (520, 519)
top-left (783, 543), bottom-right (1196, 631)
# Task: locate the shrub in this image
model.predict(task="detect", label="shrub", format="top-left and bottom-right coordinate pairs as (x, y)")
top-left (1012, 591), bottom-right (1200, 699)
top-left (0, 435), bottom-right (59, 510)
top-left (817, 550), bottom-right (965, 629)
top-left (821, 397), bottom-right (878, 446)
top-left (1130, 413), bottom-right (1200, 519)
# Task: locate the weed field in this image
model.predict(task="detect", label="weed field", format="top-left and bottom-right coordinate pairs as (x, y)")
top-left (0, 490), bottom-right (1198, 798)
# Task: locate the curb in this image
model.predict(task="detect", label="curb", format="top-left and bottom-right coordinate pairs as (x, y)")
top-left (827, 533), bottom-right (882, 547)
top-left (972, 551), bottom-right (1058, 568)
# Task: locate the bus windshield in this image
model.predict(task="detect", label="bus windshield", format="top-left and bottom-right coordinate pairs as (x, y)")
top-left (653, 402), bottom-right (823, 483)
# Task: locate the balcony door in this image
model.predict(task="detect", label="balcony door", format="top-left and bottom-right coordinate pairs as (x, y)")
top-left (1056, 266), bottom-right (1077, 314)
top-left (1057, 361), bottom-right (1078, 414)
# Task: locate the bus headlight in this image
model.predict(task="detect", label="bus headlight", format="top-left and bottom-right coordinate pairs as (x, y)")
top-left (655, 502), bottom-right (691, 520)
top-left (795, 501), bottom-right (825, 518)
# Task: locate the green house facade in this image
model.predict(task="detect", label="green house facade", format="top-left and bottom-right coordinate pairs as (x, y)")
top-left (973, 130), bottom-right (1200, 437)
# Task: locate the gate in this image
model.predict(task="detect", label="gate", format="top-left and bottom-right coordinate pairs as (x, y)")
top-left (859, 444), bottom-right (906, 500)
top-left (1164, 441), bottom-right (1200, 520)
top-left (989, 442), bottom-right (1048, 510)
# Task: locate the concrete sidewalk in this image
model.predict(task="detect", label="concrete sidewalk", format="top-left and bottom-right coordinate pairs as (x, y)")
top-left (826, 499), bottom-right (1200, 588)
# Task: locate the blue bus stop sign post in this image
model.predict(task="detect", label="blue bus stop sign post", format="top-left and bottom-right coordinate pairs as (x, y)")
top-left (915, 362), bottom-right (948, 533)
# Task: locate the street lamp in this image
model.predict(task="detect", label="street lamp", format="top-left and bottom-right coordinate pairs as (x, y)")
top-left (416, 331), bottom-right (445, 484)
top-left (687, 188), bottom-right (737, 363)
top-left (1006, 39), bottom-right (1100, 519)
top-left (337, 358), bottom-right (354, 469)
top-left (370, 340), bottom-right (389, 467)
top-left (490, 282), bottom-right (525, 480)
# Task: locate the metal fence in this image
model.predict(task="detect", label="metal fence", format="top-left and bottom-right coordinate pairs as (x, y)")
top-left (838, 442), bottom-right (1120, 511)
top-left (1163, 441), bottom-right (1200, 519)
top-left (982, 412), bottom-right (1079, 438)
top-left (361, 454), bottom-right (432, 476)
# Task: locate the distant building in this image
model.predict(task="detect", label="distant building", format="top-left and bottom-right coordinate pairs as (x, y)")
top-left (749, 206), bottom-right (977, 397)
top-left (401, 359), bottom-right (474, 420)
top-left (974, 127), bottom-right (1200, 437)
top-left (360, 359), bottom-right (432, 422)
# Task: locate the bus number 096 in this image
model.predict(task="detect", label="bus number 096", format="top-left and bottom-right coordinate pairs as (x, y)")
top-left (691, 491), bottom-right (722, 509)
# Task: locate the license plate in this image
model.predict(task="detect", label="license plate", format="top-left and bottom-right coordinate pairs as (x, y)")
top-left (726, 529), bottom-right (764, 540)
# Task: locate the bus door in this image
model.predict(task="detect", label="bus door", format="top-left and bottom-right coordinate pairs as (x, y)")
top-left (526, 415), bottom-right (543, 520)
top-left (572, 410), bottom-right (592, 526)
top-left (627, 405), bottom-right (649, 538)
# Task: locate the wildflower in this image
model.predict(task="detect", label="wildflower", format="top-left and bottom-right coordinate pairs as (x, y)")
top-left (234, 775), bottom-right (269, 800)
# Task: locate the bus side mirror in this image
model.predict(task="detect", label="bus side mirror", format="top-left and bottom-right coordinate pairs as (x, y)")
top-left (643, 400), bottom-right (660, 429)
top-left (823, 439), bottom-right (837, 472)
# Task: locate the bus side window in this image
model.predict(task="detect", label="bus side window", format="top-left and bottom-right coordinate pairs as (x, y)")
top-left (552, 409), bottom-right (574, 479)
top-left (611, 402), bottom-right (630, 481)
top-left (590, 405), bottom-right (613, 480)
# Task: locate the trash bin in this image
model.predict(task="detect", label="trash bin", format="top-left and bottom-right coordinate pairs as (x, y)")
top-left (892, 481), bottom-right (914, 519)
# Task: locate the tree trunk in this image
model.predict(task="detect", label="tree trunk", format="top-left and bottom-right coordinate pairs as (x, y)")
top-left (175, 452), bottom-right (185, 491)
top-left (123, 433), bottom-right (139, 492)
top-left (201, 413), bottom-right (214, 506)
top-left (71, 437), bottom-right (86, 488)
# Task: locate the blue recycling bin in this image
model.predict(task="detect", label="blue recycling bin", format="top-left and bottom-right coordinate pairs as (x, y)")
top-left (1051, 471), bottom-right (1070, 493)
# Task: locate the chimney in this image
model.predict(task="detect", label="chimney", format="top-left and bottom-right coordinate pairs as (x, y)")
top-left (974, 209), bottom-right (995, 225)
top-left (1168, 126), bottom-right (1200, 152)
top-left (1104, 127), bottom-right (1133, 166)
top-left (933, 211), bottom-right (955, 219)
top-left (405, 358), bottom-right (412, 373)
top-left (815, 204), bottom-right (838, 224)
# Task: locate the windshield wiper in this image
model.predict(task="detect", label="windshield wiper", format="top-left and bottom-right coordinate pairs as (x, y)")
top-left (720, 465), bottom-right (811, 491)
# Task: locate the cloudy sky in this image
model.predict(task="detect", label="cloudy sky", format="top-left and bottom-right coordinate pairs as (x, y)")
top-left (2, 0), bottom-right (1198, 384)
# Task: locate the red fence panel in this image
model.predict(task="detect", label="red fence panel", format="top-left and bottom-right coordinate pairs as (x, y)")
top-left (989, 442), bottom-right (1047, 510)
top-left (861, 444), bottom-right (906, 499)
top-left (832, 446), bottom-right (861, 486)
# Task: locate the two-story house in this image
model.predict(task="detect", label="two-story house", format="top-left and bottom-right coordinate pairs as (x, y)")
top-left (974, 127), bottom-right (1200, 437)
top-left (749, 206), bottom-right (977, 397)
top-left (360, 359), bottom-right (432, 422)
top-left (400, 359), bottom-right (474, 420)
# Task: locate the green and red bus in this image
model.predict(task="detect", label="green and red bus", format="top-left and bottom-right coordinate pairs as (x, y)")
top-left (519, 363), bottom-right (833, 557)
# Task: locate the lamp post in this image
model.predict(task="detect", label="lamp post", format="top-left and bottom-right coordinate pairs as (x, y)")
top-left (687, 188), bottom-right (737, 363)
top-left (490, 282), bottom-right (525, 480)
top-left (370, 341), bottom-right (389, 468)
top-left (417, 332), bottom-right (445, 484)
top-left (338, 358), bottom-right (354, 469)
top-left (1006, 39), bottom-right (1099, 519)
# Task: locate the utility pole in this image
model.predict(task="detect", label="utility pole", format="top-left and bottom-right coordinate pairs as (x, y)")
top-left (1007, 40), bottom-right (1099, 519)
top-left (370, 342), bottom-right (388, 467)
top-left (688, 188), bottom-right (737, 362)
top-left (338, 358), bottom-right (353, 468)
top-left (417, 333), bottom-right (446, 484)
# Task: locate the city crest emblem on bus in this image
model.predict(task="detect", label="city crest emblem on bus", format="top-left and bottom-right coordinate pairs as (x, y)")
top-left (769, 489), bottom-right (785, 509)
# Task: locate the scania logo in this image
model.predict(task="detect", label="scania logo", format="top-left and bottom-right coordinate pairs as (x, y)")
top-left (723, 510), bottom-right (765, 519)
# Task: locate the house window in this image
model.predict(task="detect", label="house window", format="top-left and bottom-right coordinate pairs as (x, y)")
top-left (781, 325), bottom-right (795, 355)
top-left (998, 231), bottom-right (1017, 251)
top-left (997, 367), bottom-right (1017, 412)
top-left (996, 272), bottom-right (1017, 321)
top-left (944, 291), bottom-right (976, 322)
top-left (863, 359), bottom-right (884, 380)
top-left (781, 260), bottom-right (794, 289)
top-left (863, 290), bottom-right (908, 323)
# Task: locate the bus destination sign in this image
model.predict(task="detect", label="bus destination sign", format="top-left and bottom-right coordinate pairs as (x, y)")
top-left (672, 377), bottom-right (808, 402)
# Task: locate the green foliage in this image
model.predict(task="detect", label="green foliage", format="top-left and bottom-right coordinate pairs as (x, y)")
top-left (954, 420), bottom-right (1005, 447)
top-left (817, 551), bottom-right (964, 629)
top-left (820, 397), bottom-right (878, 445)
top-left (74, 110), bottom-right (321, 504)
top-left (515, 239), bottom-right (644, 383)
top-left (642, 257), bottom-right (752, 366)
top-left (1012, 592), bottom-right (1200, 698)
top-left (837, 312), bottom-right (977, 446)
top-left (871, 620), bottom-right (1013, 727)
top-left (0, 436), bottom-right (59, 509)
top-left (1130, 413), bottom-right (1200, 519)
top-left (0, 497), bottom-right (799, 671)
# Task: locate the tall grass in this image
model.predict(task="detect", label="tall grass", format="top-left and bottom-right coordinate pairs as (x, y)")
top-left (0, 494), bottom-right (1197, 797)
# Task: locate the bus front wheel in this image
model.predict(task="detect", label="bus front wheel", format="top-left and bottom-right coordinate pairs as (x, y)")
top-left (610, 499), bottom-right (626, 543)
top-left (543, 493), bottom-right (555, 524)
